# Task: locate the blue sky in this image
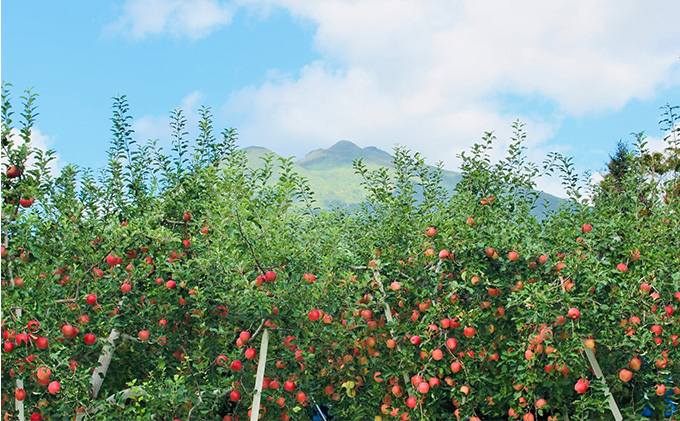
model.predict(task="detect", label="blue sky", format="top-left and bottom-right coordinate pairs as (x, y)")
top-left (2, 0), bottom-right (679, 196)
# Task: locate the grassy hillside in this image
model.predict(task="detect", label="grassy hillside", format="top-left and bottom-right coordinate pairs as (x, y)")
top-left (242, 141), bottom-right (563, 213)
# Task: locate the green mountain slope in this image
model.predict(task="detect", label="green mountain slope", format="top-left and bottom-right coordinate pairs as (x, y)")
top-left (242, 141), bottom-right (563, 213)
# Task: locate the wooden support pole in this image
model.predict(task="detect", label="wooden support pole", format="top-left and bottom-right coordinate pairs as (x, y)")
top-left (250, 329), bottom-right (270, 421)
top-left (582, 341), bottom-right (622, 421)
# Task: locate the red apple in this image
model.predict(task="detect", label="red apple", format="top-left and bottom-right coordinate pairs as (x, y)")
top-left (616, 263), bottom-right (628, 272)
top-left (574, 379), bottom-right (588, 393)
top-left (6, 165), bottom-right (20, 178)
top-left (508, 251), bottom-right (519, 261)
top-left (581, 224), bottom-right (592, 233)
top-left (295, 391), bottom-right (307, 404)
top-left (629, 357), bottom-right (642, 370)
top-left (425, 226), bottom-right (436, 237)
top-left (463, 327), bottom-right (476, 338)
top-left (619, 369), bottom-right (633, 382)
top-left (410, 335), bottom-right (421, 346)
top-left (15, 389), bottom-right (26, 401)
top-left (48, 381), bottom-right (60, 394)
top-left (406, 397), bottom-right (417, 408)
top-left (138, 330), bottom-right (149, 341)
top-left (230, 390), bottom-right (241, 402)
top-left (431, 349), bottom-right (443, 361)
top-left (450, 361), bottom-right (462, 373)
top-left (284, 380), bottom-right (295, 392)
top-left (183, 212), bottom-right (191, 222)
top-left (61, 324), bottom-right (76, 339)
top-left (308, 310), bottom-right (321, 322)
top-left (265, 271), bottom-right (277, 282)
top-left (245, 348), bottom-right (256, 359)
top-left (230, 360), bottom-right (242, 371)
top-left (36, 337), bottom-right (49, 350)
top-left (86, 294), bottom-right (97, 305)
top-left (567, 308), bottom-right (580, 319)
top-left (84, 334), bottom-right (96, 345)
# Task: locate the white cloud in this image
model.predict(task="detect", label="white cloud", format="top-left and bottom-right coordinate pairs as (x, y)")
top-left (110, 1), bottom-right (680, 197)
top-left (220, 0), bottom-right (679, 197)
top-left (133, 90), bottom-right (205, 151)
top-left (106, 0), bottom-right (234, 40)
top-left (2, 128), bottom-right (60, 175)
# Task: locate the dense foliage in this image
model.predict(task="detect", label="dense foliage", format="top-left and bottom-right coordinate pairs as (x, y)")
top-left (2, 85), bottom-right (679, 421)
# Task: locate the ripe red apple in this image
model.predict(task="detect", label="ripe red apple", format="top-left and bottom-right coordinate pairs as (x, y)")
top-left (84, 334), bottom-right (96, 345)
top-left (295, 391), bottom-right (307, 404)
top-left (15, 389), bottom-right (26, 401)
top-left (651, 325), bottom-right (662, 335)
top-left (308, 310), bottom-right (321, 322)
top-left (138, 330), bottom-right (149, 341)
top-left (230, 390), bottom-right (241, 402)
top-left (535, 398), bottom-right (546, 409)
top-left (431, 349), bottom-right (443, 361)
top-left (463, 327), bottom-right (475, 338)
top-left (86, 294), bottom-right (97, 305)
top-left (406, 397), bottom-right (417, 408)
top-left (265, 271), bottom-right (277, 282)
top-left (245, 348), bottom-right (256, 359)
top-left (655, 384), bottom-right (666, 396)
top-left (619, 369), bottom-right (633, 382)
top-left (425, 226), bottom-right (436, 237)
top-left (567, 308), bottom-right (580, 319)
top-left (36, 337), bottom-right (49, 350)
top-left (284, 380), bottom-right (295, 392)
top-left (61, 324), bottom-right (76, 339)
top-left (48, 381), bottom-right (61, 394)
top-left (6, 165), bottom-right (20, 178)
top-left (20, 198), bottom-right (34, 208)
top-left (410, 335), bottom-right (421, 346)
top-left (239, 331), bottom-right (251, 343)
top-left (166, 280), bottom-right (176, 290)
top-left (616, 263), bottom-right (628, 272)
top-left (583, 339), bottom-right (595, 349)
top-left (417, 382), bottom-right (430, 394)
top-left (438, 249), bottom-right (449, 259)
top-left (581, 224), bottom-right (592, 233)
top-left (4, 341), bottom-right (15, 353)
top-left (36, 366), bottom-right (51, 381)
top-left (120, 283), bottom-right (131, 294)
top-left (450, 361), bottom-right (462, 373)
top-left (460, 385), bottom-right (470, 395)
top-left (538, 254), bottom-right (548, 264)
top-left (574, 379), bottom-right (588, 393)
top-left (508, 251), bottom-right (519, 261)
top-left (390, 281), bottom-right (402, 291)
top-left (629, 357), bottom-right (641, 370)
top-left (230, 360), bottom-right (242, 371)
top-left (216, 355), bottom-right (228, 366)
top-left (183, 212), bottom-right (191, 222)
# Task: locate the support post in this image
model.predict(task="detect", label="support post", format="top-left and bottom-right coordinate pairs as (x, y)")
top-left (250, 329), bottom-right (269, 421)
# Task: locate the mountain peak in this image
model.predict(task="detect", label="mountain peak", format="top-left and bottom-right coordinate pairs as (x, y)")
top-left (297, 140), bottom-right (393, 169)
